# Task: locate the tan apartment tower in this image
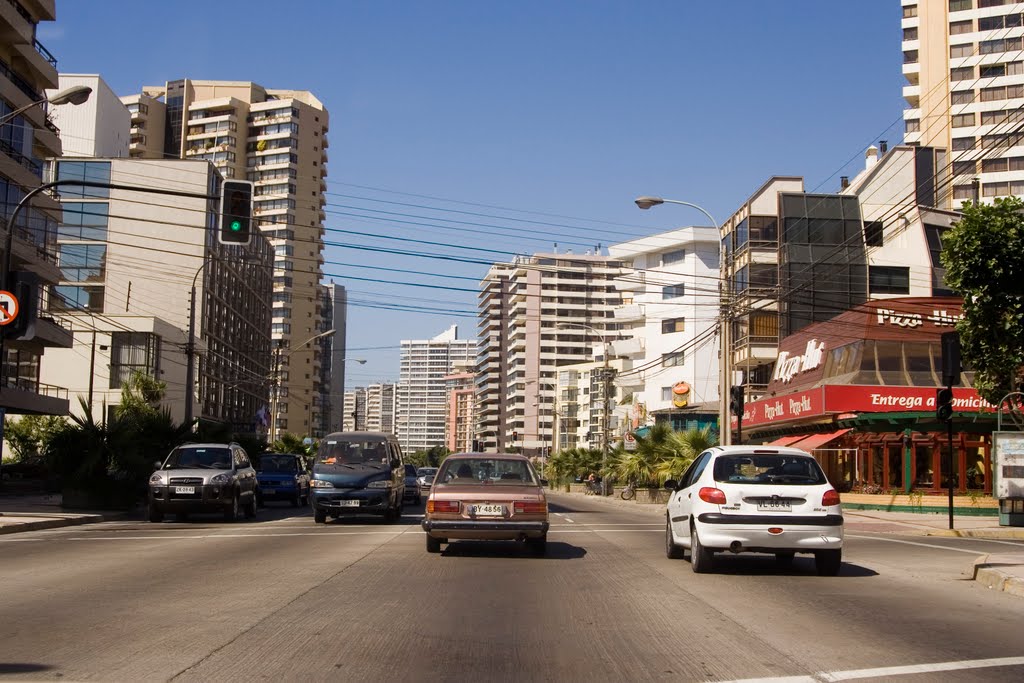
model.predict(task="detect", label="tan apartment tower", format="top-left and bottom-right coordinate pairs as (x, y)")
top-left (0, 0), bottom-right (74, 418)
top-left (121, 80), bottom-right (329, 439)
top-left (902, 0), bottom-right (1024, 205)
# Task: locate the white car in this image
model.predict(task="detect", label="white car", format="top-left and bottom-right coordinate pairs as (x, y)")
top-left (664, 445), bottom-right (843, 575)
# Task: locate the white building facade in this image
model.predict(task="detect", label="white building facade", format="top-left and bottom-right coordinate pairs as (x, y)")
top-left (48, 74), bottom-right (129, 158)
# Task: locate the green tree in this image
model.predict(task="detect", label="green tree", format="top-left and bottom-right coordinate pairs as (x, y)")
top-left (3, 415), bottom-right (65, 462)
top-left (654, 425), bottom-right (717, 483)
top-left (942, 197), bottom-right (1024, 404)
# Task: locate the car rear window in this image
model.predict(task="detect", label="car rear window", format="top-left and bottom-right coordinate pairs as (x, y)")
top-left (713, 455), bottom-right (827, 485)
top-left (259, 455), bottom-right (298, 473)
top-left (437, 458), bottom-right (536, 485)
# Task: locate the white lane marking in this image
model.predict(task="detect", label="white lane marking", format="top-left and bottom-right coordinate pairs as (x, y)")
top-left (67, 530), bottom-right (409, 541)
top-left (717, 654), bottom-right (1024, 682)
top-left (845, 534), bottom-right (988, 555)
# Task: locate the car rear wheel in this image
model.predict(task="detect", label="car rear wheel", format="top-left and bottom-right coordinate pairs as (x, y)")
top-left (426, 534), bottom-right (442, 553)
top-left (148, 503), bottom-right (164, 523)
top-left (690, 525), bottom-right (714, 573)
top-left (224, 493), bottom-right (239, 522)
top-left (314, 508), bottom-right (327, 524)
top-left (526, 535), bottom-right (547, 557)
top-left (815, 549), bottom-right (842, 576)
top-left (665, 518), bottom-right (684, 559)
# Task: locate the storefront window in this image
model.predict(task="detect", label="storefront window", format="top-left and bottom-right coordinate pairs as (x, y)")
top-left (915, 446), bottom-right (934, 487)
top-left (966, 445), bottom-right (986, 490)
top-left (875, 341), bottom-right (903, 384)
top-left (887, 444), bottom-right (903, 489)
top-left (905, 342), bottom-right (938, 386)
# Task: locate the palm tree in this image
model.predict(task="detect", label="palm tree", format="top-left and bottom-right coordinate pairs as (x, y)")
top-left (655, 425), bottom-right (717, 483)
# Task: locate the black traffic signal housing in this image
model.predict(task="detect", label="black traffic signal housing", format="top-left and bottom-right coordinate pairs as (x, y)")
top-left (1, 271), bottom-right (38, 340)
top-left (729, 385), bottom-right (745, 415)
top-left (511, 431), bottom-right (519, 442)
top-left (219, 180), bottom-right (254, 245)
top-left (936, 387), bottom-right (954, 423)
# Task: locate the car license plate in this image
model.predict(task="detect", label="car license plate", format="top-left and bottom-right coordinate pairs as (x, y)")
top-left (339, 499), bottom-right (360, 507)
top-left (757, 499), bottom-right (791, 512)
top-left (472, 504), bottom-right (504, 517)
top-left (174, 486), bottom-right (195, 495)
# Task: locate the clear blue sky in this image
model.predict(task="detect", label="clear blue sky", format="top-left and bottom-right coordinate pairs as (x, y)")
top-left (44, 1), bottom-right (905, 387)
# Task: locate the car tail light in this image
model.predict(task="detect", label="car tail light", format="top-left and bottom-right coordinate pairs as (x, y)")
top-left (698, 487), bottom-right (727, 505)
top-left (513, 500), bottom-right (547, 514)
top-left (427, 500), bottom-right (460, 514)
top-left (822, 489), bottom-right (841, 507)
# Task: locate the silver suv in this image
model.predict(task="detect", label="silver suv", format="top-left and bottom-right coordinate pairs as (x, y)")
top-left (148, 443), bottom-right (259, 522)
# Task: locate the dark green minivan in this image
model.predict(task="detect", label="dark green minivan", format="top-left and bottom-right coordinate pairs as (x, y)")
top-left (309, 432), bottom-right (405, 523)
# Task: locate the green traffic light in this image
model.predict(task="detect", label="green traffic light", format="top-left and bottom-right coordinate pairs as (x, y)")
top-left (230, 220), bottom-right (242, 231)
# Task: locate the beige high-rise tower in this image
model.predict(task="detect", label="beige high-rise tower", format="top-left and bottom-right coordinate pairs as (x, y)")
top-left (902, 0), bottom-right (1024, 205)
top-left (121, 80), bottom-right (329, 438)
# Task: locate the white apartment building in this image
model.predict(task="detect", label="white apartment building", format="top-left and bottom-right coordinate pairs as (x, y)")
top-left (121, 79), bottom-right (329, 439)
top-left (607, 227), bottom-right (721, 431)
top-left (475, 253), bottom-right (630, 454)
top-left (342, 383), bottom-right (396, 433)
top-left (47, 74), bottom-right (128, 158)
top-left (902, 0), bottom-right (1024, 205)
top-left (39, 158), bottom-right (273, 430)
top-left (397, 325), bottom-right (475, 453)
top-left (553, 356), bottom-right (628, 452)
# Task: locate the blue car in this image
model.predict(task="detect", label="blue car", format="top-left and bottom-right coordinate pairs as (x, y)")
top-left (256, 453), bottom-right (310, 507)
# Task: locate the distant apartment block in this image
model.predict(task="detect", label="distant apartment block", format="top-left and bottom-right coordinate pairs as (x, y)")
top-left (343, 383), bottom-right (396, 433)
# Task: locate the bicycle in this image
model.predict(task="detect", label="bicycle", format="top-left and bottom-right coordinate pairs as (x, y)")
top-left (620, 481), bottom-right (636, 500)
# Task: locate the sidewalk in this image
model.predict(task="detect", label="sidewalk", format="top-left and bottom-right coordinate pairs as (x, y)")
top-left (551, 487), bottom-right (1024, 598)
top-left (0, 492), bottom-right (134, 534)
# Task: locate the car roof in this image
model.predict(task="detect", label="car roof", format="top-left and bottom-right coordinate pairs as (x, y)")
top-left (176, 443), bottom-right (235, 449)
top-left (445, 452), bottom-right (529, 462)
top-left (321, 431), bottom-right (397, 440)
top-left (707, 445), bottom-right (815, 457)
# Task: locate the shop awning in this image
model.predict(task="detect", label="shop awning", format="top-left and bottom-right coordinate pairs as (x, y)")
top-left (766, 435), bottom-right (807, 446)
top-left (789, 429), bottom-right (851, 452)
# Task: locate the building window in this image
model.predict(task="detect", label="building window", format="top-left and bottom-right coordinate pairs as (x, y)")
top-left (58, 202), bottom-right (108, 240)
top-left (951, 67), bottom-right (974, 81)
top-left (661, 387), bottom-right (673, 402)
top-left (56, 161), bottom-right (111, 198)
top-left (50, 285), bottom-right (104, 313)
top-left (980, 64), bottom-right (1006, 78)
top-left (981, 38), bottom-right (1022, 55)
top-left (904, 50), bottom-right (919, 64)
top-left (864, 221), bottom-right (884, 247)
top-left (953, 184), bottom-right (976, 201)
top-left (949, 44), bottom-right (972, 59)
top-left (952, 113), bottom-right (975, 128)
top-left (869, 266), bottom-right (910, 295)
top-left (983, 181), bottom-right (1009, 197)
top-left (661, 249), bottom-right (686, 265)
top-left (109, 332), bottom-right (160, 389)
top-left (661, 352), bottom-right (685, 368)
top-left (903, 27), bottom-right (918, 41)
top-left (979, 0), bottom-right (1007, 7)
top-left (952, 160), bottom-right (977, 176)
top-left (661, 317), bottom-right (685, 334)
top-left (906, 119), bottom-right (921, 133)
top-left (949, 0), bottom-right (972, 10)
top-left (58, 244), bottom-right (106, 282)
top-left (951, 90), bottom-right (975, 105)
top-left (662, 284), bottom-right (685, 299)
top-left (979, 13), bottom-right (1022, 30)
top-left (903, 4), bottom-right (917, 18)
top-left (950, 20), bottom-right (973, 34)
top-left (952, 137), bottom-right (975, 151)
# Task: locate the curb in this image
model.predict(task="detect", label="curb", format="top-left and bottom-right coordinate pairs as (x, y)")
top-left (841, 502), bottom-right (998, 517)
top-left (0, 511), bottom-right (128, 535)
top-left (973, 555), bottom-right (1024, 598)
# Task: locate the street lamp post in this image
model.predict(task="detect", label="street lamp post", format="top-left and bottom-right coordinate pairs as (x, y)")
top-left (0, 84), bottom-right (92, 127)
top-left (268, 330), bottom-right (339, 443)
top-left (634, 195), bottom-right (732, 446)
top-left (557, 322), bottom-right (614, 494)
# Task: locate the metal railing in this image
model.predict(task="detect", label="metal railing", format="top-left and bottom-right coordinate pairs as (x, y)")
top-left (33, 39), bottom-right (56, 68)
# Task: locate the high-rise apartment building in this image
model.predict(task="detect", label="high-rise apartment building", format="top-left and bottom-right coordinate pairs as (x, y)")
top-left (40, 158), bottom-right (273, 430)
top-left (342, 383), bottom-right (396, 433)
top-left (901, 0), bottom-right (1023, 205)
top-left (121, 80), bottom-right (329, 438)
top-left (475, 254), bottom-right (630, 453)
top-left (397, 325), bottom-right (475, 453)
top-left (321, 283), bottom-right (347, 436)
top-left (0, 0), bottom-right (73, 416)
top-left (443, 361), bottom-right (475, 453)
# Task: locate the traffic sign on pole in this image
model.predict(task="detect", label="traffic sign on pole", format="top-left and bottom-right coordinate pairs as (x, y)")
top-left (0, 290), bottom-right (19, 326)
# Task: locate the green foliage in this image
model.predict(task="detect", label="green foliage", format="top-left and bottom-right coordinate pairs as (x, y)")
top-left (272, 432), bottom-right (314, 456)
top-left (406, 446), bottom-right (450, 468)
top-left (942, 197), bottom-right (1024, 404)
top-left (612, 423), bottom-right (718, 487)
top-left (546, 447), bottom-right (602, 485)
top-left (2, 414), bottom-right (65, 462)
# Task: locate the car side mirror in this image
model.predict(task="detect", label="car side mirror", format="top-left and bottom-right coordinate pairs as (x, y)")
top-left (539, 478), bottom-right (548, 487)
top-left (154, 460), bottom-right (162, 470)
top-left (664, 479), bottom-right (678, 491)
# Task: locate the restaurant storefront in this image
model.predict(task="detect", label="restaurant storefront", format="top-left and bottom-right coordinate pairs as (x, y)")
top-left (737, 298), bottom-right (996, 495)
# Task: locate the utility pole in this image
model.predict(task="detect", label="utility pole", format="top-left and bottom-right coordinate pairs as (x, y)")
top-left (600, 339), bottom-right (614, 496)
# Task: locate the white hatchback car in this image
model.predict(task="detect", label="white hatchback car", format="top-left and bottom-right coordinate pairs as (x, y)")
top-left (664, 445), bottom-right (843, 575)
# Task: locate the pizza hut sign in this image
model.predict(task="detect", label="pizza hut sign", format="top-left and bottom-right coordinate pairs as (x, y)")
top-left (773, 339), bottom-right (826, 384)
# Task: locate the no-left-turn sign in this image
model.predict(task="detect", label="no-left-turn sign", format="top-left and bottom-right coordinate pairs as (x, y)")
top-left (0, 290), bottom-right (19, 326)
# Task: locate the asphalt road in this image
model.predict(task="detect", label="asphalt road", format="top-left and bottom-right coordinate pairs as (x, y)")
top-left (1, 492), bottom-right (1022, 682)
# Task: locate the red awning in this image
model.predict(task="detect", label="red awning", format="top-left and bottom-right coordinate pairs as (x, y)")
top-left (766, 435), bottom-right (806, 446)
top-left (788, 429), bottom-right (851, 452)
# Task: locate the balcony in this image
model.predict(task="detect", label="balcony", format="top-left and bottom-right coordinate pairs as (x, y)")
top-left (614, 374), bottom-right (644, 391)
top-left (609, 337), bottom-right (644, 359)
top-left (614, 303), bottom-right (645, 323)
